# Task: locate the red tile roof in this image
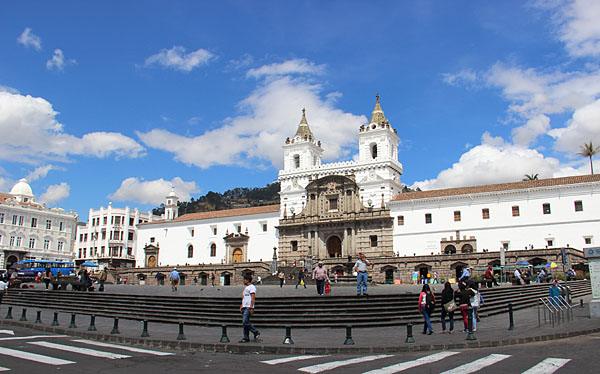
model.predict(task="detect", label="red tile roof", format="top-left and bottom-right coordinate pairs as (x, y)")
top-left (139, 204), bottom-right (280, 226)
top-left (392, 174), bottom-right (600, 202)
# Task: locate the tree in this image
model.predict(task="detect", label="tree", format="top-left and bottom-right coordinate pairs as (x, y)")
top-left (523, 173), bottom-right (539, 181)
top-left (577, 141), bottom-right (600, 175)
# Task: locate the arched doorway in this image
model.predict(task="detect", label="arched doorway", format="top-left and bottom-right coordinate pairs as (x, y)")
top-left (327, 236), bottom-right (342, 258)
top-left (232, 248), bottom-right (243, 263)
top-left (147, 255), bottom-right (156, 267)
top-left (461, 244), bottom-right (474, 253)
top-left (6, 255), bottom-right (18, 269)
top-left (444, 245), bottom-right (457, 254)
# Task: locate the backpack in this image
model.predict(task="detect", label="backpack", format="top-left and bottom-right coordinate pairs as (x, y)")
top-left (426, 292), bottom-right (435, 312)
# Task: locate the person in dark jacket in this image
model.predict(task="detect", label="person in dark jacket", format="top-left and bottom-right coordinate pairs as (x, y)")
top-left (454, 281), bottom-right (475, 332)
top-left (440, 282), bottom-right (455, 333)
top-left (295, 268), bottom-right (306, 289)
top-left (418, 284), bottom-right (435, 335)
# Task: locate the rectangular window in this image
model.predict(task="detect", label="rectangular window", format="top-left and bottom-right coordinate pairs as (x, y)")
top-left (9, 236), bottom-right (15, 246)
top-left (103, 216), bottom-right (107, 225)
top-left (128, 232), bottom-right (134, 241)
top-left (0, 212), bottom-right (4, 223)
top-left (482, 208), bottom-right (490, 219)
top-left (329, 198), bottom-right (338, 211)
top-left (370, 235), bottom-right (378, 247)
top-left (584, 237), bottom-right (592, 245)
top-left (574, 200), bottom-right (583, 212)
top-left (31, 217), bottom-right (37, 227)
top-left (397, 215), bottom-right (404, 226)
top-left (129, 218), bottom-right (134, 226)
top-left (44, 239), bottom-right (50, 250)
top-left (59, 222), bottom-right (64, 231)
top-left (80, 234), bottom-right (84, 242)
top-left (16, 237), bottom-right (22, 247)
top-left (84, 233), bottom-right (88, 241)
top-left (101, 230), bottom-right (106, 240)
top-left (512, 206), bottom-right (520, 217)
top-left (291, 240), bottom-right (298, 251)
top-left (29, 238), bottom-right (35, 249)
top-left (0, 234), bottom-right (2, 245)
top-left (46, 220), bottom-right (52, 230)
top-left (547, 239), bottom-right (553, 247)
top-left (150, 237), bottom-right (155, 243)
top-left (236, 224), bottom-right (241, 233)
top-left (454, 211), bottom-right (461, 222)
top-left (262, 223), bottom-right (268, 232)
top-left (543, 203), bottom-right (551, 215)
top-left (425, 213), bottom-right (432, 224)
top-left (211, 226), bottom-right (217, 235)
top-left (18, 216), bottom-right (24, 226)
top-left (188, 228), bottom-right (194, 237)
top-left (57, 241), bottom-right (64, 251)
top-left (12, 215), bottom-right (17, 225)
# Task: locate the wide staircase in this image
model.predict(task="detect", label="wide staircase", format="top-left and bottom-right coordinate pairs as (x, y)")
top-left (3, 280), bottom-right (591, 329)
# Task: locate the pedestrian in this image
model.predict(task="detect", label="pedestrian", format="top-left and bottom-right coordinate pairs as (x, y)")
top-left (354, 252), bottom-right (370, 296)
top-left (193, 276), bottom-right (198, 285)
top-left (312, 261), bottom-right (329, 295)
top-left (0, 276), bottom-right (7, 307)
top-left (485, 265), bottom-right (499, 287)
top-left (469, 282), bottom-right (484, 331)
top-left (458, 267), bottom-right (470, 282)
top-left (239, 274), bottom-right (260, 343)
top-left (43, 268), bottom-right (52, 290)
top-left (334, 273), bottom-right (338, 283)
top-left (549, 279), bottom-right (561, 306)
top-left (155, 272), bottom-right (162, 286)
top-left (455, 281), bottom-right (475, 332)
top-left (296, 268), bottom-right (306, 289)
top-left (432, 271), bottom-right (438, 284)
top-left (536, 268), bottom-right (546, 283)
top-left (98, 269), bottom-right (107, 292)
top-left (440, 282), bottom-right (456, 334)
top-left (514, 268), bottom-right (524, 284)
top-left (278, 271), bottom-right (285, 288)
top-left (412, 270), bottom-right (418, 284)
top-left (418, 284), bottom-right (435, 335)
top-left (257, 275), bottom-right (262, 285)
top-left (169, 267), bottom-right (180, 292)
top-left (211, 272), bottom-right (216, 287)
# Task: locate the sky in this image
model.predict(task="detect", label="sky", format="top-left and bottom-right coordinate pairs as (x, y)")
top-left (1, 0), bottom-right (600, 222)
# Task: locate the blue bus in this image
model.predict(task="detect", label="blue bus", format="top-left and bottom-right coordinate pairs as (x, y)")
top-left (10, 260), bottom-right (75, 282)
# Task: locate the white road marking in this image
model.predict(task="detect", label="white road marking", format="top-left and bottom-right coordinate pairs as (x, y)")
top-left (0, 334), bottom-right (68, 341)
top-left (0, 366), bottom-right (10, 372)
top-left (298, 355), bottom-right (394, 373)
top-left (0, 347), bottom-right (75, 365)
top-left (440, 354), bottom-right (511, 374)
top-left (72, 339), bottom-right (174, 356)
top-left (0, 330), bottom-right (14, 335)
top-left (28, 341), bottom-right (131, 360)
top-left (261, 355), bottom-right (329, 365)
top-left (362, 351), bottom-right (460, 374)
top-left (521, 358), bottom-right (572, 374)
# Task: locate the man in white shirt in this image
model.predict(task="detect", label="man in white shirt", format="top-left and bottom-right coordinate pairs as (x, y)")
top-left (354, 253), bottom-right (370, 296)
top-left (0, 277), bottom-right (7, 307)
top-left (239, 275), bottom-right (260, 343)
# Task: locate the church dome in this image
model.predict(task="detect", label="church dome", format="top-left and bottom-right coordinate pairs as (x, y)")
top-left (10, 178), bottom-right (35, 202)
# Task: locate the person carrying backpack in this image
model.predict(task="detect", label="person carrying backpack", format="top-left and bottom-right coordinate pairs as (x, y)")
top-left (418, 284), bottom-right (435, 335)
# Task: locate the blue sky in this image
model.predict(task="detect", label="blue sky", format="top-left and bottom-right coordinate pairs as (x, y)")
top-left (1, 0), bottom-right (600, 221)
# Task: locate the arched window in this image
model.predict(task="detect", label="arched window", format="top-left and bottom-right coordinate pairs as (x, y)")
top-left (187, 245), bottom-right (193, 258)
top-left (294, 154), bottom-right (300, 168)
top-left (210, 243), bottom-right (216, 257)
top-left (371, 144), bottom-right (377, 159)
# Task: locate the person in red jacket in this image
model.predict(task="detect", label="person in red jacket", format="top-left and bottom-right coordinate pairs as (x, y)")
top-left (485, 265), bottom-right (499, 287)
top-left (418, 284), bottom-right (435, 335)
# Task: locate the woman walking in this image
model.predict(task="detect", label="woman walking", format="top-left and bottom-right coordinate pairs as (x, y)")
top-left (454, 281), bottom-right (474, 332)
top-left (440, 282), bottom-right (455, 334)
top-left (469, 282), bottom-right (484, 331)
top-left (418, 284), bottom-right (435, 335)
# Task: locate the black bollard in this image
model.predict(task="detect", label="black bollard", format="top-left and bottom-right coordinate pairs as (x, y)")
top-left (176, 322), bottom-right (186, 340)
top-left (51, 311), bottom-right (59, 326)
top-left (580, 299), bottom-right (584, 308)
top-left (283, 325), bottom-right (294, 344)
top-left (5, 306), bottom-right (13, 319)
top-left (35, 311), bottom-right (42, 324)
top-left (88, 315), bottom-right (97, 331)
top-left (141, 320), bottom-right (150, 337)
top-left (508, 303), bottom-right (515, 331)
top-left (344, 324), bottom-right (355, 345)
top-left (466, 306), bottom-right (476, 341)
top-left (20, 308), bottom-right (27, 321)
top-left (219, 324), bottom-right (229, 343)
top-left (405, 323), bottom-right (415, 344)
top-left (68, 313), bottom-right (77, 328)
top-left (111, 317), bottom-right (120, 334)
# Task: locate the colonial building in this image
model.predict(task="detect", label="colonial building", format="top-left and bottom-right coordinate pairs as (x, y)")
top-left (74, 202), bottom-right (161, 269)
top-left (0, 179), bottom-right (78, 269)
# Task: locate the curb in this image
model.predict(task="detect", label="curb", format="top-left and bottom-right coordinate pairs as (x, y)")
top-left (2, 319), bottom-right (600, 355)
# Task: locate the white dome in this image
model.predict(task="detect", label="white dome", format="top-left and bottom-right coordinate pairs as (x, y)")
top-left (167, 187), bottom-right (177, 198)
top-left (10, 178), bottom-right (34, 202)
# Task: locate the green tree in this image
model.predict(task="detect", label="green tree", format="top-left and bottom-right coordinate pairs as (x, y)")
top-left (577, 141), bottom-right (600, 174)
top-left (523, 173), bottom-right (539, 181)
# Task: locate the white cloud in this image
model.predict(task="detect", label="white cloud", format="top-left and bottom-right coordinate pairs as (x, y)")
top-left (17, 28), bottom-right (41, 51)
top-left (246, 58), bottom-right (325, 78)
top-left (137, 66), bottom-right (366, 169)
top-left (411, 133), bottom-right (581, 190)
top-left (511, 114), bottom-right (551, 146)
top-left (0, 85), bottom-right (19, 94)
top-left (39, 182), bottom-right (70, 205)
top-left (0, 91), bottom-right (145, 163)
top-left (549, 99), bottom-right (600, 152)
top-left (108, 177), bottom-right (199, 205)
top-left (144, 46), bottom-right (214, 72)
top-left (226, 54), bottom-right (254, 71)
top-left (0, 177), bottom-right (13, 193)
top-left (442, 69), bottom-right (479, 87)
top-left (547, 0), bottom-right (600, 58)
top-left (46, 49), bottom-right (76, 71)
top-left (26, 165), bottom-right (60, 181)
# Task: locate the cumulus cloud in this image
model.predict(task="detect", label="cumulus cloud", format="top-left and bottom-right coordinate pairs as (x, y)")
top-left (108, 177), bottom-right (199, 205)
top-left (511, 114), bottom-right (551, 146)
top-left (543, 0), bottom-right (600, 58)
top-left (39, 182), bottom-right (70, 205)
top-left (0, 85), bottom-right (19, 94)
top-left (0, 91), bottom-right (145, 163)
top-left (17, 28), bottom-right (41, 51)
top-left (442, 69), bottom-right (480, 88)
top-left (137, 66), bottom-right (366, 169)
top-left (0, 177), bottom-right (13, 193)
top-left (246, 58), bottom-right (325, 78)
top-left (144, 46), bottom-right (215, 72)
top-left (549, 99), bottom-right (600, 152)
top-left (46, 49), bottom-right (76, 71)
top-left (26, 165), bottom-right (61, 181)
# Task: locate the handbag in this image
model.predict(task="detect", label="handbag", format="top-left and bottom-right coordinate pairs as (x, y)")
top-left (300, 279), bottom-right (304, 286)
top-left (444, 299), bottom-right (458, 312)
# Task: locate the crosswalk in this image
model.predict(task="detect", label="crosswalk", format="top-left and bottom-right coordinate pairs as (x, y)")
top-left (0, 336), bottom-right (173, 371)
top-left (260, 352), bottom-right (572, 373)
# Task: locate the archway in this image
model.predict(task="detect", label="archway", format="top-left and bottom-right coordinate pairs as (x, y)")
top-left (461, 244), bottom-right (474, 253)
top-left (444, 245), bottom-right (457, 254)
top-left (6, 255), bottom-right (18, 269)
top-left (327, 236), bottom-right (342, 258)
top-left (232, 248), bottom-right (243, 263)
top-left (147, 255), bottom-right (156, 267)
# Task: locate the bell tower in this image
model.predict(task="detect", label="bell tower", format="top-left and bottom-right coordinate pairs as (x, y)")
top-left (282, 108), bottom-right (323, 172)
top-left (165, 187), bottom-right (179, 221)
top-left (358, 94), bottom-right (400, 163)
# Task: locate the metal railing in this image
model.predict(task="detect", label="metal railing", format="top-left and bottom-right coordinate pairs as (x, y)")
top-left (537, 295), bottom-right (573, 327)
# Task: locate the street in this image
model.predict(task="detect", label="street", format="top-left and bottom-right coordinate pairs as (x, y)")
top-left (1, 325), bottom-right (599, 373)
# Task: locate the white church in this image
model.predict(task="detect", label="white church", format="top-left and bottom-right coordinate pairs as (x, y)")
top-left (134, 96), bottom-right (600, 270)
